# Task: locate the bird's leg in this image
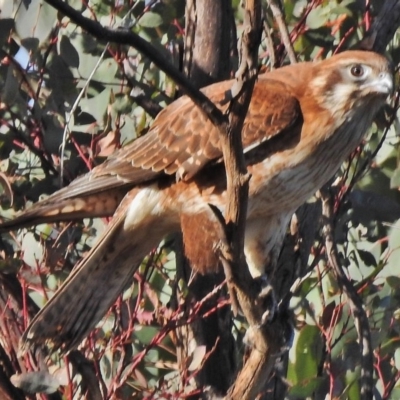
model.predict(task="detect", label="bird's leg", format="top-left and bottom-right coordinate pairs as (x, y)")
top-left (244, 213), bottom-right (292, 323)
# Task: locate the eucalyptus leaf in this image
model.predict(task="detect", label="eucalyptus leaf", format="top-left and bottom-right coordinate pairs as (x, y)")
top-left (293, 325), bottom-right (322, 382)
top-left (14, 0), bottom-right (57, 43)
top-left (306, 6), bottom-right (327, 29)
top-left (59, 35), bottom-right (80, 68)
top-left (139, 12), bottom-right (163, 28)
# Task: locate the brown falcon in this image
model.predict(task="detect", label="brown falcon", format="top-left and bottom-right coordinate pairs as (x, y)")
top-left (0, 51), bottom-right (393, 353)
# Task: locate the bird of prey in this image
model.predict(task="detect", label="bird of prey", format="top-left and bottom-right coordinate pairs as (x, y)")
top-left (0, 50), bottom-right (393, 353)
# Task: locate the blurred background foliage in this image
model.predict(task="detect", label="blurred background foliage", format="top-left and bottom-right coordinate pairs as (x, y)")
top-left (0, 0), bottom-right (400, 399)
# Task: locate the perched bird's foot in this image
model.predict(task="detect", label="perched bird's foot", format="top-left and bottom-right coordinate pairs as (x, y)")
top-left (252, 275), bottom-right (278, 325)
top-left (244, 277), bottom-right (294, 354)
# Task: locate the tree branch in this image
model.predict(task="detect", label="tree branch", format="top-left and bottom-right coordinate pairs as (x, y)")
top-left (363, 0), bottom-right (400, 53)
top-left (43, 0), bottom-right (228, 132)
top-left (214, 1), bottom-right (291, 398)
top-left (266, 0), bottom-right (297, 64)
top-left (320, 188), bottom-right (373, 400)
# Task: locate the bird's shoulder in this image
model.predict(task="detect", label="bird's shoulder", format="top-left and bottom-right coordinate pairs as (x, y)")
top-left (95, 71), bottom-right (304, 182)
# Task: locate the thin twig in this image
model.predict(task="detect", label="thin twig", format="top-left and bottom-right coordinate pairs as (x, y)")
top-left (43, 0), bottom-right (228, 133)
top-left (219, 1), bottom-right (290, 398)
top-left (320, 188), bottom-right (373, 400)
top-left (59, 1), bottom-right (144, 182)
top-left (266, 0), bottom-right (297, 64)
top-left (263, 19), bottom-right (277, 68)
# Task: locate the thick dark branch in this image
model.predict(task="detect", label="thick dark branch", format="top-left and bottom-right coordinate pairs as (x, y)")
top-left (44, 0), bottom-right (228, 131)
top-left (216, 0), bottom-right (260, 321)
top-left (216, 1), bottom-right (289, 398)
top-left (364, 0), bottom-right (400, 53)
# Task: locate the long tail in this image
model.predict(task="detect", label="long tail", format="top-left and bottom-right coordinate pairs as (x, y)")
top-left (20, 188), bottom-right (170, 354)
top-left (0, 173), bottom-right (130, 231)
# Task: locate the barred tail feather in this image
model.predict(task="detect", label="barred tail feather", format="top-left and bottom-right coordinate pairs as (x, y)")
top-left (0, 190), bottom-right (126, 232)
top-left (19, 188), bottom-right (171, 354)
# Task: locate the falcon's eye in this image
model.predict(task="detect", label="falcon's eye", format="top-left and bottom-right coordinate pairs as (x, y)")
top-left (350, 64), bottom-right (365, 78)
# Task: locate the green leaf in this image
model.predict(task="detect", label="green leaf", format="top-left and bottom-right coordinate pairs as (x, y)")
top-left (390, 167), bottom-right (400, 189)
top-left (112, 93), bottom-right (133, 114)
top-left (21, 232), bottom-right (44, 268)
top-left (14, 0), bottom-right (57, 43)
top-left (305, 27), bottom-right (335, 47)
top-left (293, 325), bottom-right (323, 383)
top-left (306, 6), bottom-right (328, 29)
top-left (134, 326), bottom-right (159, 345)
top-left (59, 35), bottom-right (80, 68)
top-left (139, 12), bottom-right (163, 28)
top-left (357, 249), bottom-right (377, 267)
top-left (345, 369), bottom-right (361, 400)
top-left (289, 378), bottom-right (324, 397)
top-left (387, 276), bottom-right (400, 289)
top-left (80, 88), bottom-right (111, 125)
top-left (292, 0), bottom-right (308, 18)
top-left (330, 6), bottom-right (353, 16)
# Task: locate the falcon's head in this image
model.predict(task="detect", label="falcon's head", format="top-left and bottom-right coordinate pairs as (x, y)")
top-left (309, 51), bottom-right (393, 115)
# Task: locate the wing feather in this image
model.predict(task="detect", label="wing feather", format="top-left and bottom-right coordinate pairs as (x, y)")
top-left (0, 75), bottom-right (302, 229)
top-left (88, 77), bottom-right (300, 186)
top-left (11, 75), bottom-right (302, 211)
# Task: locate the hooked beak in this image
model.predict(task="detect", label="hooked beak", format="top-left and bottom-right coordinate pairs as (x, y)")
top-left (363, 71), bottom-right (394, 96)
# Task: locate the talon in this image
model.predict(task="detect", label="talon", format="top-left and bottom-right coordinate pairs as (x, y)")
top-left (251, 274), bottom-right (278, 324)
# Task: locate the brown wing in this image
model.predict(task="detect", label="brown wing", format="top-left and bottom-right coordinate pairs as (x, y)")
top-left (34, 76), bottom-right (300, 201)
top-left (0, 76), bottom-right (301, 229)
top-left (93, 77), bottom-right (301, 183)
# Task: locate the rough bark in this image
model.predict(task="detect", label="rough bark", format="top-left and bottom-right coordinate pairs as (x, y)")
top-left (175, 1), bottom-right (237, 397)
top-left (184, 0), bottom-right (235, 86)
top-left (362, 0), bottom-right (400, 53)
